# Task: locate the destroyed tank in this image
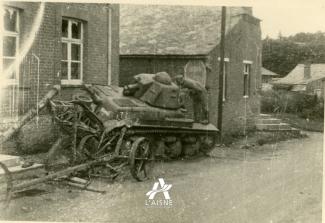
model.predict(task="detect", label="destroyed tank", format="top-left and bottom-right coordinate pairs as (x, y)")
top-left (50, 73), bottom-right (218, 181)
top-left (0, 77), bottom-right (218, 203)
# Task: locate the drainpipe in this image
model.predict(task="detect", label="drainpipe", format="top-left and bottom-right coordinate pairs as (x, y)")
top-left (32, 53), bottom-right (40, 127)
top-left (217, 6), bottom-right (226, 138)
top-left (107, 4), bottom-right (112, 85)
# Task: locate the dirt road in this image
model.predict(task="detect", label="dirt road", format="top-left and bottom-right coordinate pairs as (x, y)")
top-left (1, 132), bottom-right (323, 223)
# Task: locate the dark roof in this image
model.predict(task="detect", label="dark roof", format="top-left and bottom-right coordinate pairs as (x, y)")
top-left (261, 67), bottom-right (279, 77)
top-left (273, 64), bottom-right (325, 85)
top-left (120, 5), bottom-right (252, 56)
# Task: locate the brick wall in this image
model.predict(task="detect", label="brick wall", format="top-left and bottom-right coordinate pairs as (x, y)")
top-left (1, 2), bottom-right (120, 118)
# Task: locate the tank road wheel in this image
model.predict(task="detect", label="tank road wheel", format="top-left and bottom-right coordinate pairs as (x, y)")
top-left (199, 135), bottom-right (217, 155)
top-left (129, 137), bottom-right (154, 181)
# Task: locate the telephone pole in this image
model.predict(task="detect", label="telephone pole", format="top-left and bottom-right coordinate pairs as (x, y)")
top-left (217, 6), bottom-right (226, 137)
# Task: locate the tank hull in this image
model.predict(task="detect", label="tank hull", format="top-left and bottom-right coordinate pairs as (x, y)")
top-left (84, 84), bottom-right (219, 158)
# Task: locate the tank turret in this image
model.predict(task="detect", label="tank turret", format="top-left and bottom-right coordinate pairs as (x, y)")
top-left (123, 72), bottom-right (181, 109)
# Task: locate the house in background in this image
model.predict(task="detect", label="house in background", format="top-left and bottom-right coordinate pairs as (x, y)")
top-left (119, 5), bottom-right (262, 134)
top-left (1, 2), bottom-right (119, 121)
top-left (261, 67), bottom-right (279, 91)
top-left (273, 63), bottom-right (325, 98)
top-left (262, 67), bottom-right (279, 83)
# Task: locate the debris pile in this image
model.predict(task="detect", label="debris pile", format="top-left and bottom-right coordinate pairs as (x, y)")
top-left (0, 84), bottom-right (154, 206)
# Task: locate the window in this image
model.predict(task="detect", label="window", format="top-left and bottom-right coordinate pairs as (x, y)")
top-left (1, 7), bottom-right (19, 83)
top-left (243, 61), bottom-right (252, 97)
top-left (61, 18), bottom-right (83, 85)
top-left (218, 57), bottom-right (229, 101)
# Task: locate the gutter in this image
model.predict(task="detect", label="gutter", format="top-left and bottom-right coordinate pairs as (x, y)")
top-left (120, 54), bottom-right (208, 59)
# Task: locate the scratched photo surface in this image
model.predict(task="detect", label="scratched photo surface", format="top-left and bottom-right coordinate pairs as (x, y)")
top-left (0, 1), bottom-right (323, 222)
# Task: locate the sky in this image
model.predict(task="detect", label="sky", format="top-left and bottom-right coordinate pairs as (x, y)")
top-left (253, 0), bottom-right (325, 38)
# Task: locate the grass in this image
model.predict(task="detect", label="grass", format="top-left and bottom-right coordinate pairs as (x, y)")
top-left (273, 112), bottom-right (323, 132)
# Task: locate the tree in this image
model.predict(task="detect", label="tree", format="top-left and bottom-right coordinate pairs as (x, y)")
top-left (262, 32), bottom-right (325, 77)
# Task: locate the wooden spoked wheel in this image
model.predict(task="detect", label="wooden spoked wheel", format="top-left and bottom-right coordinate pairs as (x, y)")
top-left (129, 137), bottom-right (154, 181)
top-left (78, 134), bottom-right (101, 160)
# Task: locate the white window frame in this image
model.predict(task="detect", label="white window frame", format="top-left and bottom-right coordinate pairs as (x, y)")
top-left (243, 60), bottom-right (253, 97)
top-left (217, 57), bottom-right (230, 62)
top-left (243, 60), bottom-right (253, 64)
top-left (1, 7), bottom-right (20, 85)
top-left (61, 18), bottom-right (83, 85)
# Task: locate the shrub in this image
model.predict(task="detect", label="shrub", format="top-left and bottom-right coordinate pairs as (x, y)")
top-left (261, 89), bottom-right (323, 120)
top-left (260, 90), bottom-right (282, 113)
top-left (299, 101), bottom-right (324, 119)
top-left (16, 115), bottom-right (60, 154)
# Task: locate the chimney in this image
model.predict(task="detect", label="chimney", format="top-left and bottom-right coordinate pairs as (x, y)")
top-left (304, 62), bottom-right (311, 79)
top-left (242, 7), bottom-right (253, 15)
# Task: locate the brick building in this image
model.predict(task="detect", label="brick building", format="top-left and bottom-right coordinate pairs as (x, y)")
top-left (1, 2), bottom-right (119, 121)
top-left (119, 5), bottom-right (262, 134)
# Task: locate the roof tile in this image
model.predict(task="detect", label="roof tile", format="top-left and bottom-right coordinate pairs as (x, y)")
top-left (120, 4), bottom-right (252, 55)
top-left (273, 64), bottom-right (325, 85)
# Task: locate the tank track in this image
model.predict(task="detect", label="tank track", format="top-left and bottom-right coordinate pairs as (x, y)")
top-left (126, 126), bottom-right (218, 136)
top-left (124, 126), bottom-right (218, 158)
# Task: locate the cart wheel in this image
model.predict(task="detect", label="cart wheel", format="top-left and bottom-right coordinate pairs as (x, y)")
top-left (0, 162), bottom-right (13, 208)
top-left (129, 137), bottom-right (154, 181)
